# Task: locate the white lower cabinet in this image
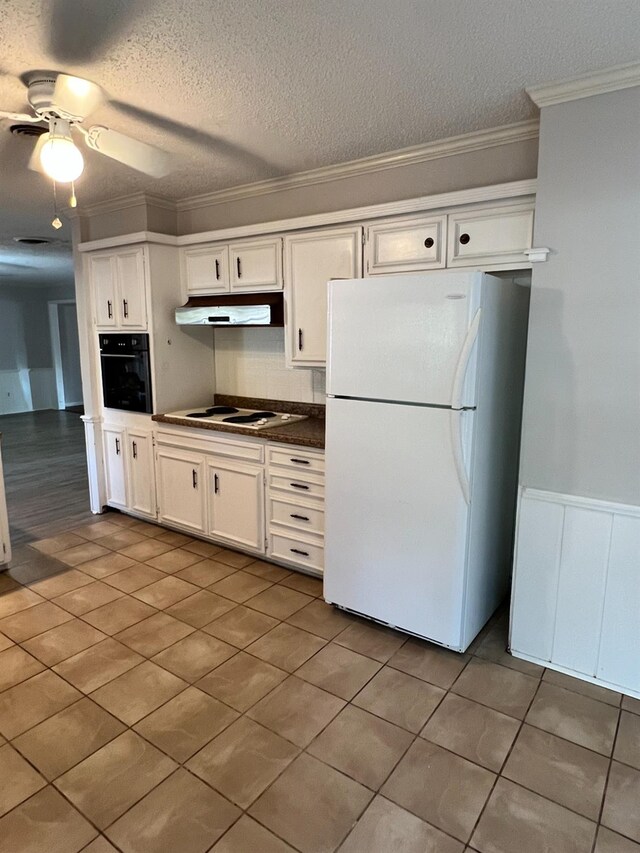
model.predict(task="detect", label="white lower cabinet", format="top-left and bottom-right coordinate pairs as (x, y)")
top-left (156, 449), bottom-right (206, 533)
top-left (103, 424), bottom-right (156, 519)
top-left (127, 430), bottom-right (156, 518)
top-left (208, 458), bottom-right (264, 550)
top-left (103, 426), bottom-right (128, 510)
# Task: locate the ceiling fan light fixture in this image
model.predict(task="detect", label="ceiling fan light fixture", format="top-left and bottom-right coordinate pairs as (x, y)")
top-left (39, 118), bottom-right (84, 183)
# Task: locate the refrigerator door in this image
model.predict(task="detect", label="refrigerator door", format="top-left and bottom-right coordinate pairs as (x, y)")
top-left (327, 272), bottom-right (482, 407)
top-left (324, 397), bottom-right (472, 649)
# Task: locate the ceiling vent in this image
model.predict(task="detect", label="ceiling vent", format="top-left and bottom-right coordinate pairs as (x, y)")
top-left (9, 123), bottom-right (47, 137)
top-left (13, 236), bottom-right (51, 245)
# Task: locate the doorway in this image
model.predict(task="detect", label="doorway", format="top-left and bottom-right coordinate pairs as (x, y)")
top-left (48, 299), bottom-right (84, 411)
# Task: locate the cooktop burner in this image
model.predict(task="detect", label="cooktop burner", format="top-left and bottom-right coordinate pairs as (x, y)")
top-left (164, 406), bottom-right (308, 431)
top-left (223, 411), bottom-right (276, 424)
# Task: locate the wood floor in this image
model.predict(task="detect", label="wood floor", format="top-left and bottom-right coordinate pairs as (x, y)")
top-left (0, 410), bottom-right (94, 546)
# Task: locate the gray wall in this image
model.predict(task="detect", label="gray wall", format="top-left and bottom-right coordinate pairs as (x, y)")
top-left (519, 87), bottom-right (640, 505)
top-left (58, 302), bottom-right (83, 404)
top-left (0, 281), bottom-right (75, 371)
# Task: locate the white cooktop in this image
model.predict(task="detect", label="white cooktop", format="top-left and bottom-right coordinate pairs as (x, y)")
top-left (164, 405), bottom-right (308, 431)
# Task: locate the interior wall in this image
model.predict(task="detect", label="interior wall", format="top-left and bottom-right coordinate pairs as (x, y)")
top-left (0, 281), bottom-right (76, 414)
top-left (518, 87), bottom-right (640, 506)
top-left (178, 136), bottom-right (539, 234)
top-left (213, 328), bottom-right (326, 403)
top-left (58, 302), bottom-right (83, 405)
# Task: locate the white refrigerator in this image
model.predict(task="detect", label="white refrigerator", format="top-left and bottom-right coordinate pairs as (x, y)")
top-left (324, 271), bottom-right (529, 651)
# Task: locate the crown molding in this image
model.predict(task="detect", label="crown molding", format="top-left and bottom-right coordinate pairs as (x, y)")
top-left (527, 62), bottom-right (640, 108)
top-left (176, 120), bottom-right (539, 212)
top-left (176, 179), bottom-right (537, 246)
top-left (77, 231), bottom-right (178, 253)
top-left (78, 192), bottom-right (176, 218)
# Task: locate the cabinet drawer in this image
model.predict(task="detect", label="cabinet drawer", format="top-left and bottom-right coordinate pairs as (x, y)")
top-left (447, 204), bottom-right (534, 268)
top-left (155, 429), bottom-right (264, 463)
top-left (269, 472), bottom-right (325, 501)
top-left (270, 532), bottom-right (324, 574)
top-left (270, 497), bottom-right (324, 536)
top-left (366, 216), bottom-right (446, 275)
top-left (267, 446), bottom-right (325, 475)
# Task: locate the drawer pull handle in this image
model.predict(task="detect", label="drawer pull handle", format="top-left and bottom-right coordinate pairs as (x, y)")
top-left (290, 513), bottom-right (310, 521)
top-left (290, 458), bottom-right (310, 465)
top-left (459, 233), bottom-right (471, 245)
top-left (290, 548), bottom-right (309, 557)
top-left (424, 237), bottom-right (434, 248)
top-left (290, 483), bottom-right (309, 490)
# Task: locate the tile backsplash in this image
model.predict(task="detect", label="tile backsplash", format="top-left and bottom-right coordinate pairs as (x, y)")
top-left (214, 328), bottom-right (326, 404)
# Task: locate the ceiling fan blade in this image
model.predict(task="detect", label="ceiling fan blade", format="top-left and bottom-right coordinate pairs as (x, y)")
top-left (28, 133), bottom-right (50, 173)
top-left (52, 74), bottom-right (104, 120)
top-left (47, 0), bottom-right (149, 63)
top-left (84, 126), bottom-right (172, 177)
top-left (0, 109), bottom-right (40, 122)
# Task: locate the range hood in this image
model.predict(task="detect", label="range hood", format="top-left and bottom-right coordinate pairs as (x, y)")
top-left (175, 293), bottom-right (284, 327)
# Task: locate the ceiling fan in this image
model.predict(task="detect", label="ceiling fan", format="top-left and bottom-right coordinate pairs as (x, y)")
top-left (0, 71), bottom-right (172, 182)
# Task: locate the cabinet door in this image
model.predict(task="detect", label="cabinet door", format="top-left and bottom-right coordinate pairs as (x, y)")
top-left (127, 430), bottom-right (156, 518)
top-left (182, 245), bottom-right (229, 295)
top-left (91, 255), bottom-right (117, 328)
top-left (285, 227), bottom-right (362, 367)
top-left (116, 249), bottom-right (147, 329)
top-left (447, 204), bottom-right (534, 268)
top-left (208, 458), bottom-right (265, 551)
top-left (365, 216), bottom-right (446, 275)
top-left (156, 449), bottom-right (206, 533)
top-left (103, 426), bottom-right (128, 509)
top-left (229, 239), bottom-right (282, 291)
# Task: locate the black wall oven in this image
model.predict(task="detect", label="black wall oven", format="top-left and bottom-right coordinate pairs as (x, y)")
top-left (99, 333), bottom-right (152, 413)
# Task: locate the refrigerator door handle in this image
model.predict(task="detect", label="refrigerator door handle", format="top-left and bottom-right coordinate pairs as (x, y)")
top-left (451, 308), bottom-right (481, 410)
top-left (450, 409), bottom-right (470, 504)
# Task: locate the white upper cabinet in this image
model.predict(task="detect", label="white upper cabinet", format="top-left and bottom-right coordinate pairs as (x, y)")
top-left (285, 226), bottom-right (363, 368)
top-left (182, 244), bottom-right (229, 295)
top-left (182, 238), bottom-right (282, 295)
top-left (447, 203), bottom-right (534, 268)
top-left (229, 238), bottom-right (282, 291)
top-left (365, 215), bottom-right (446, 275)
top-left (90, 247), bottom-right (147, 330)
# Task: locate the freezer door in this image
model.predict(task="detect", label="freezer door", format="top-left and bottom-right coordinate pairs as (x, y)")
top-left (324, 398), bottom-right (472, 649)
top-left (327, 272), bottom-right (482, 407)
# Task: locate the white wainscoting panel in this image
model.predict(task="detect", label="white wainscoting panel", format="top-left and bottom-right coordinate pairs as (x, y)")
top-left (511, 488), bottom-right (640, 697)
top-left (29, 368), bottom-right (57, 411)
top-left (0, 369), bottom-right (32, 414)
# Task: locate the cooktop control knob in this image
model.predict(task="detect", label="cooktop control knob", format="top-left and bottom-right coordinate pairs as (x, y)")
top-left (258, 418), bottom-right (267, 424)
top-left (281, 414), bottom-right (291, 420)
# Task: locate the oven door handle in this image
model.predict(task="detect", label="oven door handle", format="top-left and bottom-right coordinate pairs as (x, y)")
top-left (100, 353), bottom-right (139, 358)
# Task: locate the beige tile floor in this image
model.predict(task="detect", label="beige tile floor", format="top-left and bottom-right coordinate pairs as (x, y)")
top-left (0, 513), bottom-right (638, 853)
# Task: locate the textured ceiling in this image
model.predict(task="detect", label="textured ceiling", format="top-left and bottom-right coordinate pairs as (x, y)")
top-left (0, 0), bottom-right (639, 285)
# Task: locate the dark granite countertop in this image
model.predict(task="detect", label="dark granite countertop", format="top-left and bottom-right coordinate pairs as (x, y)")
top-left (152, 395), bottom-right (326, 449)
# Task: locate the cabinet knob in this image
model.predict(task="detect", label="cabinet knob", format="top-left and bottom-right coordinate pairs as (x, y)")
top-left (424, 237), bottom-right (434, 248)
top-left (459, 233), bottom-right (471, 245)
